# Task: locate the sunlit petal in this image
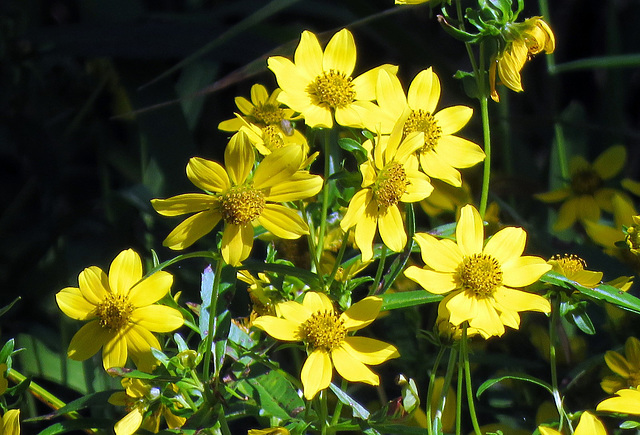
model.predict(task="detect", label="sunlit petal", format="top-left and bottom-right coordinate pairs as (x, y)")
top-left (151, 194), bottom-right (215, 217)
top-left (258, 205), bottom-right (309, 239)
top-left (109, 249), bottom-right (143, 296)
top-left (332, 345), bottom-right (379, 385)
top-left (56, 287), bottom-right (96, 320)
top-left (221, 223), bottom-right (253, 267)
top-left (128, 271), bottom-right (173, 307)
top-left (404, 267), bottom-right (457, 294)
top-left (130, 305), bottom-right (184, 333)
top-left (341, 296), bottom-right (381, 331)
top-left (483, 227), bottom-right (526, 265)
top-left (301, 349), bottom-right (332, 400)
top-left (323, 28), bottom-right (356, 75)
top-left (186, 157), bottom-right (231, 193)
top-left (502, 256), bottom-right (551, 287)
top-left (456, 204), bottom-right (484, 256)
top-left (252, 316), bottom-right (302, 341)
top-left (162, 210), bottom-right (222, 250)
top-left (67, 320), bottom-right (111, 361)
top-left (342, 336), bottom-right (399, 365)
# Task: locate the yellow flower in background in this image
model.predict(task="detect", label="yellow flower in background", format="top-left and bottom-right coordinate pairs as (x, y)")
top-left (253, 292), bottom-right (399, 400)
top-left (597, 387), bottom-right (640, 415)
top-left (268, 28), bottom-right (397, 128)
top-left (536, 145), bottom-right (627, 231)
top-left (239, 117), bottom-right (308, 156)
top-left (538, 411), bottom-right (606, 435)
top-left (548, 254), bottom-right (603, 288)
top-left (152, 132), bottom-right (323, 266)
top-left (340, 115), bottom-right (433, 261)
top-left (395, 0), bottom-right (429, 3)
top-left (55, 249), bottom-right (183, 371)
top-left (584, 194), bottom-right (636, 252)
top-left (601, 336), bottom-right (640, 394)
top-left (404, 204), bottom-right (551, 338)
top-left (371, 68), bottom-right (485, 186)
top-left (248, 428), bottom-right (290, 435)
top-left (0, 409), bottom-right (20, 435)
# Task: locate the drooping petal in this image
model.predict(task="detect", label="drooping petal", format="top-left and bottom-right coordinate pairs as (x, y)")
top-left (128, 271), bottom-right (173, 307)
top-left (103, 332), bottom-right (128, 369)
top-left (456, 204), bottom-right (484, 256)
top-left (341, 189), bottom-right (372, 231)
top-left (224, 131), bottom-right (255, 185)
top-left (114, 408), bottom-right (144, 435)
top-left (597, 388), bottom-right (640, 415)
top-left (264, 172), bottom-right (323, 202)
top-left (342, 336), bottom-right (399, 365)
top-left (341, 296), bottom-right (382, 331)
top-left (221, 223), bottom-right (254, 267)
top-left (445, 290), bottom-right (477, 326)
top-left (574, 411), bottom-right (607, 435)
top-left (378, 205), bottom-right (406, 253)
top-left (468, 298), bottom-right (505, 338)
top-left (434, 106), bottom-right (473, 135)
top-left (67, 320), bottom-right (112, 361)
top-left (252, 316), bottom-right (302, 341)
top-left (354, 199), bottom-right (379, 261)
top-left (1, 409), bottom-right (20, 435)
top-left (253, 145), bottom-right (303, 190)
top-left (303, 291), bottom-right (335, 314)
top-left (301, 349), bottom-right (333, 400)
top-left (151, 194), bottom-right (215, 217)
top-left (130, 305), bottom-right (184, 333)
top-left (186, 157), bottom-right (231, 193)
top-left (126, 324), bottom-right (161, 372)
top-left (294, 31), bottom-right (324, 80)
top-left (404, 267), bottom-right (458, 294)
top-left (413, 233), bottom-right (463, 272)
top-left (593, 145), bottom-right (626, 180)
top-left (408, 68), bottom-right (440, 113)
top-left (258, 204), bottom-right (309, 239)
top-left (323, 28), bottom-right (356, 76)
top-left (162, 210), bottom-right (222, 250)
top-left (109, 249), bottom-right (143, 296)
top-left (56, 287), bottom-right (96, 320)
top-left (420, 151), bottom-right (462, 187)
top-left (483, 227), bottom-right (526, 265)
top-left (331, 345), bottom-right (379, 385)
top-left (501, 256), bottom-right (551, 287)
top-left (436, 135), bottom-right (485, 168)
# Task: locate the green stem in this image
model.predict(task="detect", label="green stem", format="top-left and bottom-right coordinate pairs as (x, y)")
top-left (320, 389), bottom-right (329, 435)
top-left (329, 379), bottom-right (348, 433)
top-left (203, 257), bottom-right (224, 395)
top-left (426, 346), bottom-right (446, 435)
top-left (554, 123), bottom-right (570, 182)
top-left (549, 295), bottom-right (574, 434)
top-left (462, 325), bottom-right (482, 435)
top-left (371, 247), bottom-right (387, 296)
top-left (478, 95), bottom-right (492, 218)
top-left (301, 201), bottom-right (325, 285)
top-left (218, 405), bottom-right (232, 435)
top-left (325, 231), bottom-right (351, 290)
top-left (456, 345), bottom-right (463, 435)
top-left (315, 129), bottom-right (333, 266)
top-left (537, 0), bottom-right (556, 72)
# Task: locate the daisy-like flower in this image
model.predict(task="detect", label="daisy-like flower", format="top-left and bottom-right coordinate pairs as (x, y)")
top-left (151, 132), bottom-right (323, 266)
top-left (238, 117), bottom-right (308, 157)
top-left (404, 204), bottom-right (551, 338)
top-left (597, 388), bottom-right (640, 415)
top-left (538, 411), bottom-right (606, 435)
top-left (55, 249), bottom-right (184, 370)
top-left (536, 145), bottom-right (627, 231)
top-left (0, 409), bottom-right (20, 435)
top-left (252, 292), bottom-right (399, 400)
top-left (371, 68), bottom-right (485, 187)
top-left (268, 28), bottom-right (397, 129)
top-left (340, 115), bottom-right (433, 261)
top-left (601, 336), bottom-right (640, 394)
top-left (548, 254), bottom-right (603, 288)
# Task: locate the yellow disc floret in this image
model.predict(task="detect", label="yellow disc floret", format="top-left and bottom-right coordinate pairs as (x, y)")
top-left (220, 185), bottom-right (266, 225)
top-left (374, 162), bottom-right (409, 208)
top-left (571, 169), bottom-right (602, 195)
top-left (302, 310), bottom-right (347, 352)
top-left (404, 109), bottom-right (442, 152)
top-left (96, 293), bottom-right (134, 331)
top-left (252, 104), bottom-right (285, 126)
top-left (459, 253), bottom-right (503, 297)
top-left (550, 254), bottom-right (587, 274)
top-left (307, 70), bottom-right (355, 109)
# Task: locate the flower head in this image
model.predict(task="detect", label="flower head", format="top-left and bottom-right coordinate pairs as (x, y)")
top-left (253, 292), bottom-right (399, 399)
top-left (268, 28), bottom-right (397, 128)
top-left (55, 249), bottom-right (184, 371)
top-left (151, 132), bottom-right (323, 266)
top-left (536, 145), bottom-right (627, 231)
top-left (601, 336), bottom-right (640, 394)
top-left (538, 411), bottom-right (606, 435)
top-left (548, 254), bottom-right (603, 288)
top-left (597, 387), bottom-right (640, 415)
top-left (370, 68), bottom-right (485, 187)
top-left (340, 116), bottom-right (433, 261)
top-left (404, 204), bottom-right (551, 338)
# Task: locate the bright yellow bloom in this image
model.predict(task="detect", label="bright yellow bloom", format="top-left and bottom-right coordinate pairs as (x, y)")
top-left (536, 145), bottom-right (627, 231)
top-left (395, 0), bottom-right (429, 3)
top-left (601, 336), bottom-right (640, 394)
top-left (268, 28), bottom-right (397, 129)
top-left (340, 116), bottom-right (433, 261)
top-left (0, 409), bottom-right (20, 435)
top-left (239, 117), bottom-right (308, 156)
top-left (538, 411), bottom-right (606, 435)
top-left (151, 132), bottom-right (323, 266)
top-left (404, 204), bottom-right (551, 338)
top-left (597, 387), bottom-right (640, 415)
top-left (490, 17), bottom-right (555, 101)
top-left (371, 68), bottom-right (485, 186)
top-left (253, 292), bottom-right (399, 400)
top-left (548, 254), bottom-right (603, 288)
top-left (55, 249), bottom-right (183, 371)
top-left (248, 428), bottom-right (290, 435)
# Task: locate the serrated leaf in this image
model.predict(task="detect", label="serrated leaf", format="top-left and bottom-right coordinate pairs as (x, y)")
top-left (329, 383), bottom-right (370, 419)
top-left (476, 374), bottom-right (553, 398)
top-left (381, 291), bottom-right (442, 311)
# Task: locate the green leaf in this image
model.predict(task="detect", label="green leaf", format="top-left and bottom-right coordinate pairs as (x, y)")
top-left (36, 418), bottom-right (114, 434)
top-left (27, 391), bottom-right (115, 421)
top-left (477, 374), bottom-right (553, 398)
top-left (0, 297), bottom-right (20, 318)
top-left (0, 339), bottom-right (15, 365)
top-left (381, 291), bottom-right (442, 311)
top-left (620, 420), bottom-right (640, 429)
top-left (241, 260), bottom-right (322, 290)
top-left (329, 382), bottom-right (370, 419)
top-left (246, 371), bottom-right (304, 420)
top-left (569, 303), bottom-right (596, 335)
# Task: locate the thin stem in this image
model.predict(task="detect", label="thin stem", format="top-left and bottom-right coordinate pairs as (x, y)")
top-left (426, 346), bottom-right (447, 435)
top-left (371, 247), bottom-right (387, 296)
top-left (456, 345), bottom-right (463, 435)
top-left (462, 325), bottom-right (482, 435)
top-left (301, 201), bottom-right (324, 284)
top-left (329, 379), bottom-right (348, 433)
top-left (315, 129), bottom-right (333, 266)
top-left (325, 231), bottom-right (351, 290)
top-left (549, 295), bottom-right (574, 434)
top-left (554, 123), bottom-right (570, 182)
top-left (320, 389), bottom-right (329, 435)
top-left (478, 95), bottom-right (492, 218)
top-left (218, 405), bottom-right (232, 435)
top-left (203, 257), bottom-right (224, 392)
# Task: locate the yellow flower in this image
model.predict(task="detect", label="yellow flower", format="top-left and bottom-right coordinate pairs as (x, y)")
top-left (239, 118), bottom-right (308, 156)
top-left (371, 68), bottom-right (485, 186)
top-left (0, 409), bottom-right (20, 435)
top-left (548, 254), bottom-right (603, 288)
top-left (268, 28), bottom-right (397, 129)
top-left (597, 387), bottom-right (640, 415)
top-left (601, 336), bottom-right (640, 394)
top-left (253, 292), bottom-right (399, 400)
top-left (151, 132), bottom-right (323, 266)
top-left (536, 145), bottom-right (627, 231)
top-left (218, 84), bottom-right (297, 132)
top-left (55, 249), bottom-right (184, 371)
top-left (248, 428), bottom-right (290, 435)
top-left (340, 116), bottom-right (433, 261)
top-left (584, 194), bottom-right (636, 251)
top-left (404, 204), bottom-right (551, 338)
top-left (490, 17), bottom-right (555, 102)
top-left (395, 0), bottom-right (429, 3)
top-left (538, 411), bottom-right (606, 435)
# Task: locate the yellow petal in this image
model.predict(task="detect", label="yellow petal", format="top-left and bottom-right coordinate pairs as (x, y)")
top-left (535, 187), bottom-right (571, 203)
top-left (253, 145), bottom-right (302, 190)
top-left (378, 205), bottom-right (406, 253)
top-left (434, 106), bottom-right (472, 136)
top-left (341, 336), bottom-right (399, 365)
top-left (483, 226), bottom-right (526, 265)
top-left (376, 69), bottom-right (408, 120)
top-left (114, 408), bottom-right (144, 435)
top-left (235, 95), bottom-right (254, 115)
top-left (445, 290), bottom-right (478, 326)
top-left (335, 103), bottom-right (367, 129)
top-left (299, 103), bottom-right (333, 128)
top-left (163, 210), bottom-right (222, 250)
top-left (341, 296), bottom-right (382, 331)
top-left (583, 220), bottom-right (623, 248)
top-left (224, 131), bottom-right (254, 185)
top-left (404, 267), bottom-right (457, 294)
top-left (294, 31), bottom-right (323, 80)
top-left (604, 350), bottom-right (631, 377)
top-left (571, 270), bottom-right (603, 288)
top-left (436, 135), bottom-right (485, 168)
top-left (538, 426), bottom-right (562, 435)
top-left (127, 324), bottom-right (161, 356)
top-left (1, 409), bottom-right (20, 435)
top-left (352, 64), bottom-right (398, 102)
top-left (258, 204), bottom-right (309, 239)
top-left (354, 200), bottom-right (378, 261)
top-left (67, 320), bottom-right (111, 361)
top-left (303, 291), bottom-right (335, 314)
top-left (468, 298), bottom-right (505, 338)
top-left (456, 204), bottom-right (484, 256)
top-left (128, 271), bottom-right (173, 307)
top-left (276, 301), bottom-right (311, 325)
top-left (593, 145), bottom-right (626, 180)
top-left (493, 287), bottom-right (550, 314)
top-left (341, 189), bottom-right (372, 231)
top-left (414, 234), bottom-right (462, 272)
top-left (575, 411), bottom-right (606, 435)
top-left (218, 116), bottom-right (244, 132)
top-left (597, 388), bottom-right (640, 415)
top-left (301, 349), bottom-right (332, 400)
top-left (576, 194), bottom-right (600, 222)
top-left (268, 56), bottom-right (311, 95)
top-left (323, 28), bottom-right (355, 76)
top-left (264, 172), bottom-right (323, 202)
top-left (553, 197), bottom-right (579, 231)
top-left (600, 376), bottom-right (626, 394)
top-left (501, 256), bottom-right (551, 287)
top-left (221, 223), bottom-right (253, 267)
top-left (253, 316), bottom-right (302, 341)
top-left (56, 287), bottom-right (95, 320)
top-left (186, 157), bottom-right (231, 193)
top-left (250, 83), bottom-right (269, 105)
top-left (408, 67), bottom-right (440, 114)
top-left (109, 249), bottom-right (142, 296)
top-left (420, 150), bottom-right (462, 187)
top-left (78, 266), bottom-right (110, 304)
top-left (594, 187), bottom-right (619, 213)
top-left (130, 305), bottom-right (184, 333)
top-left (331, 345), bottom-right (379, 385)
top-left (103, 332), bottom-right (128, 369)
top-left (626, 337), bottom-right (640, 373)
top-left (151, 194), bottom-right (215, 217)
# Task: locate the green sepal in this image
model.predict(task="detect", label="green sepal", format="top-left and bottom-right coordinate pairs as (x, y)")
top-left (437, 15), bottom-right (482, 43)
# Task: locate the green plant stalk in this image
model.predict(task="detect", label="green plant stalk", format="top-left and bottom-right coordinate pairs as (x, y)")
top-left (329, 379), bottom-right (348, 434)
top-left (478, 95), bottom-right (492, 218)
top-left (325, 231), bottom-right (351, 290)
top-left (315, 129), bottom-right (334, 267)
top-left (320, 389), bottom-right (329, 435)
top-left (218, 404), bottom-right (232, 435)
top-left (554, 123), bottom-right (570, 183)
top-left (549, 295), bottom-right (574, 434)
top-left (462, 325), bottom-right (482, 435)
top-left (202, 257), bottom-right (224, 394)
top-left (456, 345), bottom-right (463, 435)
top-left (301, 201), bottom-right (325, 285)
top-left (538, 0), bottom-right (557, 72)
top-left (426, 346), bottom-right (446, 435)
top-left (371, 247), bottom-right (388, 296)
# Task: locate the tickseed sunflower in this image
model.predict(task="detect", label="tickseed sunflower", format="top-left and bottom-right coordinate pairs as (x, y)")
top-left (238, 117), bottom-right (308, 157)
top-left (371, 68), bottom-right (485, 187)
top-left (601, 336), bottom-right (640, 394)
top-left (340, 115), bottom-right (433, 261)
top-left (151, 132), bottom-right (323, 267)
top-left (548, 254), bottom-right (603, 288)
top-left (536, 145), bottom-right (627, 232)
top-left (268, 28), bottom-right (397, 129)
top-left (252, 292), bottom-right (400, 400)
top-left (55, 249), bottom-right (184, 370)
top-left (538, 411), bottom-right (606, 435)
top-left (404, 204), bottom-right (551, 338)
top-left (597, 388), bottom-right (640, 415)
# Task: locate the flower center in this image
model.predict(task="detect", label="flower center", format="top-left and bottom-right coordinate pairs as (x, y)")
top-left (220, 185), bottom-right (265, 225)
top-left (570, 169), bottom-right (602, 195)
top-left (262, 125), bottom-right (285, 151)
top-left (302, 310), bottom-right (347, 352)
top-left (550, 254), bottom-right (586, 274)
top-left (459, 253), bottom-right (503, 297)
top-left (373, 162), bottom-right (408, 208)
top-left (404, 110), bottom-right (442, 152)
top-left (307, 70), bottom-right (355, 109)
top-left (251, 104), bottom-right (285, 126)
top-left (625, 225), bottom-right (640, 253)
top-left (96, 293), bottom-right (134, 331)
